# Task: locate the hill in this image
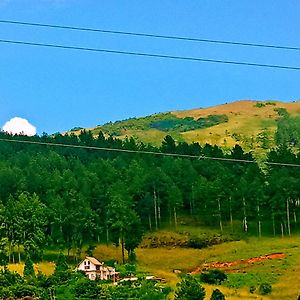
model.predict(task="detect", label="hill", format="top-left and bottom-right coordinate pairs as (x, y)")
top-left (69, 100), bottom-right (300, 153)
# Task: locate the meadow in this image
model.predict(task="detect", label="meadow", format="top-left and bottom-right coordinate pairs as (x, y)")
top-left (6, 227), bottom-right (300, 299)
top-left (91, 226), bottom-right (300, 300)
top-left (72, 100), bottom-right (300, 155)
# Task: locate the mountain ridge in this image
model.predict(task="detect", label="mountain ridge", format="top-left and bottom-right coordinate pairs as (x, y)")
top-left (69, 99), bottom-right (300, 153)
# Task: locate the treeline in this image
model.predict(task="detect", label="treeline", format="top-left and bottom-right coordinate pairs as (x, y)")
top-left (0, 130), bottom-right (299, 263)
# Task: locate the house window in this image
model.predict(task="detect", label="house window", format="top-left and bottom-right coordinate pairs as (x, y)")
top-left (96, 266), bottom-right (100, 271)
top-left (85, 266), bottom-right (90, 270)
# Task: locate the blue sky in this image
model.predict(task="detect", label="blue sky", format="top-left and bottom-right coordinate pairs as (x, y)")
top-left (0, 1), bottom-right (299, 134)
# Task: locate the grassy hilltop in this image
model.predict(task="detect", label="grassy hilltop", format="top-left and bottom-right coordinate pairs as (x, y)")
top-left (70, 100), bottom-right (300, 153)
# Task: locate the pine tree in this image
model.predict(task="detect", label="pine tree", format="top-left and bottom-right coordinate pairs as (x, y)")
top-left (175, 276), bottom-right (205, 300)
top-left (23, 254), bottom-right (34, 278)
top-left (211, 289), bottom-right (226, 300)
top-left (55, 252), bottom-right (69, 273)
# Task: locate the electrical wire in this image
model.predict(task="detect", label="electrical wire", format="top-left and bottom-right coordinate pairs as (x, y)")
top-left (0, 39), bottom-right (299, 71)
top-left (0, 137), bottom-right (300, 168)
top-left (0, 19), bottom-right (299, 52)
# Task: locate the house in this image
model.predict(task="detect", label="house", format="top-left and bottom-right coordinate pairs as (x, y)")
top-left (77, 256), bottom-right (118, 281)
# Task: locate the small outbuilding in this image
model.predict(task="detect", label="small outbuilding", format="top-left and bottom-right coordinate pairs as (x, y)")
top-left (77, 256), bottom-right (118, 281)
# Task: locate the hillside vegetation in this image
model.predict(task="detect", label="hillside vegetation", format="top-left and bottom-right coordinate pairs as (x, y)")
top-left (70, 100), bottom-right (300, 153)
top-left (1, 104), bottom-right (300, 298)
top-left (94, 230), bottom-right (300, 300)
top-left (1, 128), bottom-right (300, 263)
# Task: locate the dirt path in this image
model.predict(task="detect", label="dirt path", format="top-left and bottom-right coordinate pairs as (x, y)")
top-left (190, 253), bottom-right (286, 275)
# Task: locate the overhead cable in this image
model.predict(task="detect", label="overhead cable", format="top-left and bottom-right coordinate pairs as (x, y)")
top-left (0, 39), bottom-right (299, 71)
top-left (0, 137), bottom-right (300, 168)
top-left (0, 19), bottom-right (299, 51)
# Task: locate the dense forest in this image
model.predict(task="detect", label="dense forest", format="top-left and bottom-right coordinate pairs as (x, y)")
top-left (0, 111), bottom-right (300, 265)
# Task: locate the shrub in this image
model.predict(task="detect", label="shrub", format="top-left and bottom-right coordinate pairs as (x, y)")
top-left (200, 269), bottom-right (227, 285)
top-left (74, 277), bottom-right (101, 299)
top-left (265, 101), bottom-right (276, 106)
top-left (50, 269), bottom-right (73, 285)
top-left (259, 283), bottom-right (272, 295)
top-left (55, 252), bottom-right (69, 273)
top-left (85, 244), bottom-right (96, 257)
top-left (0, 287), bottom-right (12, 299)
top-left (149, 114), bottom-right (228, 132)
top-left (175, 275), bottom-right (205, 300)
top-left (255, 102), bottom-right (266, 108)
top-left (210, 288), bottom-right (226, 300)
top-left (24, 255), bottom-right (35, 278)
top-left (186, 237), bottom-right (210, 249)
top-left (36, 271), bottom-right (52, 289)
top-left (106, 280), bottom-right (168, 300)
top-left (117, 263), bottom-right (137, 277)
top-left (274, 107), bottom-right (289, 118)
top-left (10, 283), bottom-right (40, 298)
top-left (186, 234), bottom-right (224, 249)
top-left (70, 126), bottom-right (83, 131)
top-left (0, 269), bottom-right (23, 287)
top-left (140, 232), bottom-right (188, 248)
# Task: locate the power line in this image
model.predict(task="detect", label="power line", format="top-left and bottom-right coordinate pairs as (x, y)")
top-left (0, 137), bottom-right (300, 168)
top-left (0, 19), bottom-right (299, 52)
top-left (0, 38), bottom-right (300, 71)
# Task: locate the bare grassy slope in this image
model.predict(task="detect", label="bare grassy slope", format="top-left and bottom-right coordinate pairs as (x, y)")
top-left (174, 100), bottom-right (300, 147)
top-left (71, 100), bottom-right (300, 150)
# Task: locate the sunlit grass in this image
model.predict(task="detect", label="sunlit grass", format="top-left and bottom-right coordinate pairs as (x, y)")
top-left (93, 229), bottom-right (300, 299)
top-left (6, 226), bottom-right (299, 299)
top-left (93, 244), bottom-right (123, 263)
top-left (7, 262), bottom-right (55, 276)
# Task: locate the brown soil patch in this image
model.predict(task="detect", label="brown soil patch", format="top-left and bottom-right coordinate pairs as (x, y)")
top-left (190, 253), bottom-right (286, 275)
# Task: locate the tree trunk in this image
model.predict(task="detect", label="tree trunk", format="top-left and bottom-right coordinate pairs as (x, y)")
top-left (158, 196), bottom-right (161, 227)
top-left (12, 246), bottom-right (15, 264)
top-left (106, 227), bottom-right (109, 246)
top-left (257, 204), bottom-right (261, 237)
top-left (73, 247), bottom-right (77, 263)
top-left (287, 198), bottom-right (291, 236)
top-left (229, 196), bottom-right (233, 232)
top-left (8, 241), bottom-right (11, 264)
top-left (217, 198), bottom-right (223, 233)
top-left (18, 245), bottom-right (21, 263)
top-left (174, 207), bottom-right (177, 230)
top-left (121, 235), bottom-right (125, 264)
top-left (153, 189), bottom-right (158, 230)
top-left (272, 212), bottom-right (276, 236)
top-left (281, 222), bottom-right (284, 237)
top-left (243, 197), bottom-right (248, 232)
top-left (190, 185), bottom-right (194, 216)
top-left (148, 214), bottom-right (152, 231)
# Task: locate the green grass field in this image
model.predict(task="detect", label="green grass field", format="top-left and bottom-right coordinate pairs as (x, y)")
top-left (6, 226), bottom-right (300, 299)
top-left (93, 228), bottom-right (300, 300)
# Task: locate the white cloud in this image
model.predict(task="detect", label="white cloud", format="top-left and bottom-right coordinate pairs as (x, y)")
top-left (2, 117), bottom-right (37, 136)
